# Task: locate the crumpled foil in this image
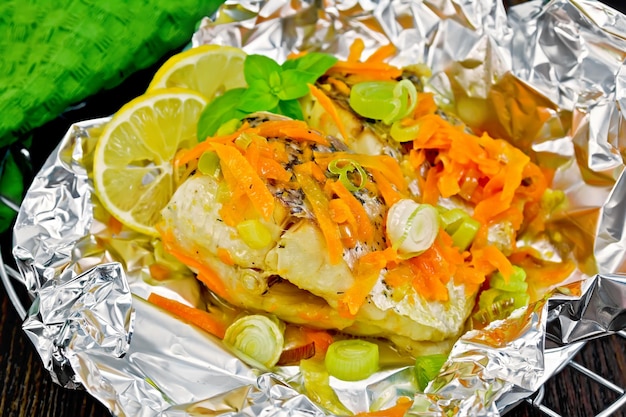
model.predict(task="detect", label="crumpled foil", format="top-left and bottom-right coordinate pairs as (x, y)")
top-left (9, 0), bottom-right (626, 416)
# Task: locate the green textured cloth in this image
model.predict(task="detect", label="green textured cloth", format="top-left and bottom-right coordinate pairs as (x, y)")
top-left (0, 0), bottom-right (225, 233)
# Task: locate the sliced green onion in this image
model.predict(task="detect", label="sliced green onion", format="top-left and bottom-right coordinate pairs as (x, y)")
top-left (234, 131), bottom-right (254, 150)
top-left (489, 266), bottom-right (528, 293)
top-left (473, 296), bottom-right (516, 326)
top-left (495, 291), bottom-right (530, 309)
top-left (390, 119), bottom-right (421, 142)
top-left (477, 288), bottom-right (503, 311)
top-left (349, 79), bottom-right (417, 125)
top-left (414, 354), bottom-right (447, 391)
top-left (450, 217), bottom-right (480, 251)
top-left (223, 315), bottom-right (285, 369)
top-left (439, 208), bottom-right (468, 234)
top-left (386, 199), bottom-right (439, 259)
top-left (325, 339), bottom-right (379, 381)
top-left (198, 151), bottom-right (220, 177)
top-left (328, 158), bottom-right (367, 192)
top-left (300, 359), bottom-right (351, 415)
top-left (216, 118), bottom-right (242, 136)
top-left (236, 219), bottom-right (273, 249)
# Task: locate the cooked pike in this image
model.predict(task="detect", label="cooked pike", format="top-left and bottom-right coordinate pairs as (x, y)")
top-left (158, 114), bottom-right (477, 350)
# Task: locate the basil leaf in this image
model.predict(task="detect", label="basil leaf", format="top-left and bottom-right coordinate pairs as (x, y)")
top-left (197, 88), bottom-right (248, 139)
top-left (282, 52), bottom-right (337, 76)
top-left (278, 70), bottom-right (315, 100)
top-left (244, 54), bottom-right (282, 87)
top-left (275, 99), bottom-right (304, 120)
top-left (238, 81), bottom-right (279, 112)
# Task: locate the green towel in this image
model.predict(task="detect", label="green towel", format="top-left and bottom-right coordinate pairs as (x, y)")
top-left (0, 0), bottom-right (225, 233)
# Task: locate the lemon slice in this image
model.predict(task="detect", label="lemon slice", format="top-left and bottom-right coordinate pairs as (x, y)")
top-left (93, 88), bottom-right (207, 236)
top-left (147, 45), bottom-right (247, 99)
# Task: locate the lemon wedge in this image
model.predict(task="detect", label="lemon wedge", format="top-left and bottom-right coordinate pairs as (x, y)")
top-left (93, 88), bottom-right (207, 236)
top-left (147, 45), bottom-right (247, 99)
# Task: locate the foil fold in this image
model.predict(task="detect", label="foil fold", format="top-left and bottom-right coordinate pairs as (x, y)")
top-left (9, 1), bottom-right (626, 416)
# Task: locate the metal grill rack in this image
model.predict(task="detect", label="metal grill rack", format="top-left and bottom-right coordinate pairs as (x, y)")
top-left (525, 330), bottom-right (626, 417)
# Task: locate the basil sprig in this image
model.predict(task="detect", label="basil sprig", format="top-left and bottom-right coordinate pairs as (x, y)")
top-left (197, 52), bottom-right (337, 140)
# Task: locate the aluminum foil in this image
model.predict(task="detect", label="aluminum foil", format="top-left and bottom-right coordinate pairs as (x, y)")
top-left (9, 0), bottom-right (626, 416)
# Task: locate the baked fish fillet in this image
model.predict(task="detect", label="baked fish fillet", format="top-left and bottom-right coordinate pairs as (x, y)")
top-left (158, 122), bottom-right (476, 347)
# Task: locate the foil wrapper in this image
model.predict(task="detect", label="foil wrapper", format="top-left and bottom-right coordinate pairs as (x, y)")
top-left (10, 1), bottom-right (626, 416)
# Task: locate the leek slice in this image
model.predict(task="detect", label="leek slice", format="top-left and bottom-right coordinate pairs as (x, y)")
top-left (387, 199), bottom-right (439, 258)
top-left (198, 151), bottom-right (220, 176)
top-left (349, 80), bottom-right (417, 124)
top-left (236, 219), bottom-right (273, 249)
top-left (328, 158), bottom-right (367, 192)
top-left (450, 217), bottom-right (480, 251)
top-left (223, 315), bottom-right (285, 369)
top-left (414, 354), bottom-right (447, 391)
top-left (325, 340), bottom-right (379, 381)
top-left (489, 266), bottom-right (528, 293)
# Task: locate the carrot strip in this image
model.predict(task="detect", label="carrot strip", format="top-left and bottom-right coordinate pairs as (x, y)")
top-left (148, 293), bottom-right (226, 339)
top-left (158, 229), bottom-right (230, 300)
top-left (258, 157), bottom-right (292, 182)
top-left (175, 122), bottom-right (250, 166)
top-left (302, 328), bottom-right (334, 359)
top-left (254, 120), bottom-right (330, 146)
top-left (326, 77), bottom-right (351, 96)
top-left (355, 397), bottom-right (413, 417)
top-left (326, 62), bottom-right (403, 80)
top-left (370, 169), bottom-right (403, 207)
top-left (348, 38), bottom-right (365, 62)
top-left (294, 166), bottom-right (344, 264)
top-left (366, 43), bottom-right (396, 63)
top-left (338, 250), bottom-right (388, 317)
top-left (217, 248), bottom-right (235, 266)
top-left (210, 142), bottom-right (275, 221)
top-left (413, 92), bottom-right (438, 118)
top-left (471, 245), bottom-right (514, 279)
top-left (308, 83), bottom-right (350, 142)
top-left (330, 181), bottom-right (374, 243)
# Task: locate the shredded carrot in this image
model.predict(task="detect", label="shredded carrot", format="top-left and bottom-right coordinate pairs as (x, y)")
top-left (158, 229), bottom-right (230, 300)
top-left (294, 166), bottom-right (344, 264)
top-left (326, 77), bottom-right (351, 96)
top-left (348, 38), bottom-right (365, 62)
top-left (354, 397), bottom-right (413, 417)
top-left (218, 164), bottom-right (253, 226)
top-left (254, 120), bottom-right (329, 146)
top-left (149, 263), bottom-right (171, 281)
top-left (302, 328), bottom-right (334, 359)
top-left (326, 61), bottom-right (403, 81)
top-left (330, 181), bottom-right (374, 243)
top-left (286, 50), bottom-right (308, 59)
top-left (329, 198), bottom-right (353, 224)
top-left (338, 250), bottom-right (389, 317)
top-left (148, 293), bottom-right (226, 339)
top-left (308, 83), bottom-right (350, 142)
top-left (370, 169), bottom-right (402, 207)
top-left (329, 198), bottom-right (358, 247)
top-left (211, 142), bottom-right (275, 221)
top-left (258, 157), bottom-right (292, 182)
top-left (175, 123), bottom-right (250, 166)
top-left (413, 92), bottom-right (438, 118)
top-left (471, 245), bottom-right (514, 279)
top-left (366, 43), bottom-right (397, 63)
top-left (298, 160), bottom-right (327, 183)
top-left (217, 248), bottom-right (235, 266)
